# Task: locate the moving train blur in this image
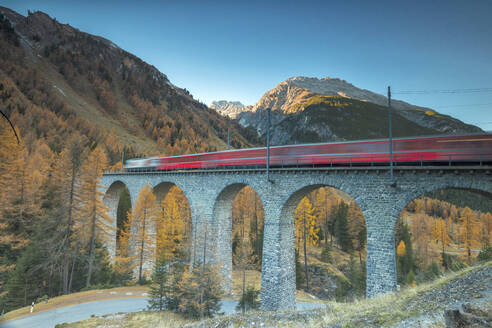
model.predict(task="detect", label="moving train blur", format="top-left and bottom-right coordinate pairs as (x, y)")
top-left (124, 134), bottom-right (492, 171)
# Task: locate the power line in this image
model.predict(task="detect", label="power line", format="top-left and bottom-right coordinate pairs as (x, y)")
top-left (393, 88), bottom-right (492, 95)
top-left (435, 102), bottom-right (492, 109)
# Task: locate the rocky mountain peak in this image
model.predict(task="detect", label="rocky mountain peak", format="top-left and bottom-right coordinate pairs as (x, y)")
top-left (233, 76), bottom-right (482, 145)
top-left (209, 100), bottom-right (247, 118)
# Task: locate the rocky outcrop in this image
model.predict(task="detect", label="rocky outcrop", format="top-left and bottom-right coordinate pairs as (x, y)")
top-left (210, 100), bottom-right (247, 118)
top-left (234, 76), bottom-right (482, 145)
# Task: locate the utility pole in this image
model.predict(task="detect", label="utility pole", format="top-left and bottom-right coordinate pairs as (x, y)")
top-left (266, 108), bottom-right (271, 182)
top-left (227, 128), bottom-right (230, 150)
top-left (121, 150), bottom-right (125, 172)
top-left (388, 86), bottom-right (395, 186)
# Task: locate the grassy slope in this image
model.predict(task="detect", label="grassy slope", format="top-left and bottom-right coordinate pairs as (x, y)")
top-left (57, 262), bottom-right (491, 328)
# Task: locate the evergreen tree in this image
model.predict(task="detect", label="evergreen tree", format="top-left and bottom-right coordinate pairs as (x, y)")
top-left (295, 249), bottom-right (304, 287)
top-left (147, 254), bottom-right (169, 311)
top-left (175, 264), bottom-right (222, 319)
top-left (236, 286), bottom-right (260, 312)
top-left (334, 202), bottom-right (352, 252)
top-left (320, 242), bottom-right (332, 263)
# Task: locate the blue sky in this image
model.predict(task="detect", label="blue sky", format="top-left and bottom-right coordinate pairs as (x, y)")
top-left (2, 0), bottom-right (492, 130)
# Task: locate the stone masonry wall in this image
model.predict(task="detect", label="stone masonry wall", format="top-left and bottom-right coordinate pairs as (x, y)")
top-left (102, 168), bottom-right (492, 311)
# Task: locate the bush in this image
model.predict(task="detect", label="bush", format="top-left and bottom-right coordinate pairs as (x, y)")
top-left (441, 252), bottom-right (465, 271)
top-left (236, 286), bottom-right (260, 313)
top-left (477, 244), bottom-right (492, 262)
top-left (175, 264), bottom-right (222, 319)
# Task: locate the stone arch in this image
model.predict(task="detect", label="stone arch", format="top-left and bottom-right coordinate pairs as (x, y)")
top-left (211, 182), bottom-right (265, 295)
top-left (103, 180), bottom-right (131, 259)
top-left (393, 183), bottom-right (492, 285)
top-left (271, 183), bottom-right (366, 309)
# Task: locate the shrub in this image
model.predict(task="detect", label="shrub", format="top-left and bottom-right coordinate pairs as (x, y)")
top-left (236, 286), bottom-right (260, 313)
top-left (477, 244), bottom-right (492, 262)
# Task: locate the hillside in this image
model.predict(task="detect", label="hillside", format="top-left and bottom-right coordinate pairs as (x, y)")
top-left (221, 76), bottom-right (482, 145)
top-left (56, 262), bottom-right (492, 328)
top-left (0, 7), bottom-right (261, 161)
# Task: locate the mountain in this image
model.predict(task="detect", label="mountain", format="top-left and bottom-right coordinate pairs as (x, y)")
top-left (232, 76), bottom-right (482, 145)
top-left (0, 7), bottom-right (261, 163)
top-left (209, 100), bottom-right (246, 118)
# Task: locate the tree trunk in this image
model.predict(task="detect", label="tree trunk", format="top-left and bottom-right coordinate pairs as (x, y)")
top-left (86, 204), bottom-right (97, 287)
top-left (325, 191), bottom-right (328, 244)
top-left (63, 164), bottom-right (76, 294)
top-left (303, 213), bottom-right (309, 292)
top-left (242, 266), bottom-right (246, 314)
top-left (139, 209), bottom-right (147, 282)
top-left (68, 241), bottom-right (79, 293)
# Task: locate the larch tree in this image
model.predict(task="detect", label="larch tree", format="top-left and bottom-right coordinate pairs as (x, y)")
top-left (129, 184), bottom-right (159, 282)
top-left (113, 211), bottom-right (136, 282)
top-left (294, 197), bottom-right (319, 291)
top-left (156, 193), bottom-right (187, 263)
top-left (52, 135), bottom-right (85, 294)
top-left (79, 146), bottom-right (112, 287)
top-left (430, 218), bottom-right (452, 255)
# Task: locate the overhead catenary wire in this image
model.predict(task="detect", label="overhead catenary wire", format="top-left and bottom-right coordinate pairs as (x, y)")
top-left (393, 88), bottom-right (492, 95)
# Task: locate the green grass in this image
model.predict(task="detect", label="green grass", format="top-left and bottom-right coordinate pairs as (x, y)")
top-left (55, 311), bottom-right (191, 328)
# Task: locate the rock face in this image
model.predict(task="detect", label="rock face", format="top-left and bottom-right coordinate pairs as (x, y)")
top-left (234, 76), bottom-right (482, 145)
top-left (210, 100), bottom-right (247, 118)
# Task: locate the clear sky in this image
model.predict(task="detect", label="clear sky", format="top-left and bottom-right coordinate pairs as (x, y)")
top-left (2, 0), bottom-right (492, 130)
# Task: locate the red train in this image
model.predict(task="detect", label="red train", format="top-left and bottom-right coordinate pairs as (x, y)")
top-left (124, 134), bottom-right (492, 171)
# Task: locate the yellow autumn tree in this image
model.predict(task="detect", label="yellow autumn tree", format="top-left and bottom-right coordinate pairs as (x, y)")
top-left (458, 207), bottom-right (478, 264)
top-left (128, 184), bottom-right (159, 282)
top-left (295, 197), bottom-right (319, 291)
top-left (52, 136), bottom-right (85, 294)
top-left (431, 218), bottom-right (452, 254)
top-left (156, 192), bottom-right (188, 262)
top-left (396, 240), bottom-right (406, 257)
top-left (78, 146), bottom-right (112, 287)
top-left (0, 119), bottom-right (27, 282)
top-left (113, 211), bottom-right (136, 282)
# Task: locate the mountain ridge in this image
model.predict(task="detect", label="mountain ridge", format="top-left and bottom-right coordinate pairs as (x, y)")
top-left (0, 6), bottom-right (261, 161)
top-left (213, 76), bottom-right (482, 145)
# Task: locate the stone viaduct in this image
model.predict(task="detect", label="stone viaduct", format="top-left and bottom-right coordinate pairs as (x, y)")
top-left (101, 166), bottom-right (492, 311)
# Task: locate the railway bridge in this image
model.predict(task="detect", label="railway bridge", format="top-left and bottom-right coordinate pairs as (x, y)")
top-left (101, 165), bottom-right (492, 311)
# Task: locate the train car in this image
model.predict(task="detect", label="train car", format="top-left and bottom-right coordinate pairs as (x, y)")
top-left (124, 133), bottom-right (492, 171)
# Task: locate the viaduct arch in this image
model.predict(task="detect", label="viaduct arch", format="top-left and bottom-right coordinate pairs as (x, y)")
top-left (101, 166), bottom-right (492, 311)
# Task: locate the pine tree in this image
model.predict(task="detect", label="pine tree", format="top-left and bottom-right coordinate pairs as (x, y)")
top-left (334, 202), bottom-right (352, 252)
top-left (236, 286), bottom-right (260, 313)
top-left (320, 242), bottom-right (331, 263)
top-left (175, 264), bottom-right (222, 319)
top-left (147, 254), bottom-right (169, 311)
top-left (235, 235), bottom-right (256, 314)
